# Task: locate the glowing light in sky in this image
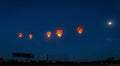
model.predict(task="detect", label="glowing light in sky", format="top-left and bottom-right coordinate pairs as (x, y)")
top-left (108, 21), bottom-right (112, 25)
top-left (76, 26), bottom-right (84, 34)
top-left (56, 29), bottom-right (63, 37)
top-left (47, 32), bottom-right (52, 38)
top-left (18, 32), bottom-right (23, 38)
top-left (29, 34), bottom-right (33, 39)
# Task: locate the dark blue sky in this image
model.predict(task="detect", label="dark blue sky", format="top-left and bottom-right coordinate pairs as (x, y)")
top-left (0, 0), bottom-right (120, 62)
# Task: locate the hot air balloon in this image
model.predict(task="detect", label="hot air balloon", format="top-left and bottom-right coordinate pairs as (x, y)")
top-left (29, 34), bottom-right (33, 39)
top-left (56, 29), bottom-right (63, 37)
top-left (47, 32), bottom-right (52, 38)
top-left (18, 32), bottom-right (23, 38)
top-left (76, 26), bottom-right (84, 34)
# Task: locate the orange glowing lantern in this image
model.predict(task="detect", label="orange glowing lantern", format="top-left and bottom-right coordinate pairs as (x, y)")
top-left (76, 26), bottom-right (84, 34)
top-left (18, 32), bottom-right (23, 38)
top-left (29, 34), bottom-right (33, 39)
top-left (56, 29), bottom-right (63, 37)
top-left (47, 32), bottom-right (52, 38)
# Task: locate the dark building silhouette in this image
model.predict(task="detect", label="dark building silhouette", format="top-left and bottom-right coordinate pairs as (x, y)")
top-left (12, 52), bottom-right (34, 59)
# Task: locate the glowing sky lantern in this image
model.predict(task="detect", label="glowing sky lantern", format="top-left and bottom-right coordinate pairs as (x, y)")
top-left (56, 29), bottom-right (63, 37)
top-left (47, 32), bottom-right (52, 38)
top-left (18, 32), bottom-right (23, 38)
top-left (29, 34), bottom-right (33, 39)
top-left (76, 26), bottom-right (84, 34)
top-left (108, 21), bottom-right (112, 26)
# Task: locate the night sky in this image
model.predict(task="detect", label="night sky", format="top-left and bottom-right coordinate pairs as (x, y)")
top-left (0, 0), bottom-right (120, 62)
